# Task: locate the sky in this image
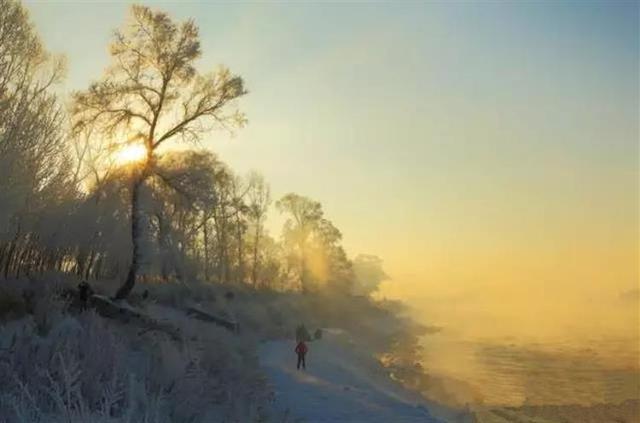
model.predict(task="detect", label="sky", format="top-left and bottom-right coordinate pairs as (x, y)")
top-left (25, 1), bottom-right (639, 342)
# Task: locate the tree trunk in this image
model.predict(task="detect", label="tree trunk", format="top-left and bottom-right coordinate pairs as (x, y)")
top-left (85, 249), bottom-right (96, 279)
top-left (203, 215), bottom-right (210, 281)
top-left (3, 222), bottom-right (22, 278)
top-left (115, 176), bottom-right (143, 300)
top-left (300, 243), bottom-right (307, 293)
top-left (236, 215), bottom-right (244, 283)
top-left (251, 217), bottom-right (260, 286)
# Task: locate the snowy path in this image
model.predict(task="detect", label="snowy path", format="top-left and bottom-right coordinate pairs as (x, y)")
top-left (260, 330), bottom-right (444, 423)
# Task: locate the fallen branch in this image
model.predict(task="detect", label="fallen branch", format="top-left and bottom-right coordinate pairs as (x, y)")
top-left (91, 295), bottom-right (181, 341)
top-left (185, 305), bottom-right (239, 333)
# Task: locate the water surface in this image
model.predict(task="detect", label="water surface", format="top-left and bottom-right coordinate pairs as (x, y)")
top-left (421, 332), bottom-right (639, 407)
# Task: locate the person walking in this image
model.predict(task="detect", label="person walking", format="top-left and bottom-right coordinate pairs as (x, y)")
top-left (295, 340), bottom-right (308, 370)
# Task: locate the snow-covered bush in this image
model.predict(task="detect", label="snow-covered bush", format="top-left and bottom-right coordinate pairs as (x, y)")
top-left (0, 290), bottom-right (271, 423)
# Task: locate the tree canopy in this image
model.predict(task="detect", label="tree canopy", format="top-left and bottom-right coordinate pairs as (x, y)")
top-left (0, 2), bottom-right (387, 301)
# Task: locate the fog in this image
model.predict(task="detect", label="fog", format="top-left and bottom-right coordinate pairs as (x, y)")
top-left (378, 253), bottom-right (639, 406)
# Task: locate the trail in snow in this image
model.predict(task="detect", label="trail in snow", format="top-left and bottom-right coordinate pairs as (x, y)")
top-left (260, 329), bottom-right (448, 423)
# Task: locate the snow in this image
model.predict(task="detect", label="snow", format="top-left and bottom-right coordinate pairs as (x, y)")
top-left (260, 329), bottom-right (443, 423)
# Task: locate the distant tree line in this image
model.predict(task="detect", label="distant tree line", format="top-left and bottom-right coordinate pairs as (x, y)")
top-left (0, 0), bottom-right (387, 299)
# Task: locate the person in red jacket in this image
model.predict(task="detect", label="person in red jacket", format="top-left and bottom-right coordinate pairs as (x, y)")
top-left (295, 340), bottom-right (308, 370)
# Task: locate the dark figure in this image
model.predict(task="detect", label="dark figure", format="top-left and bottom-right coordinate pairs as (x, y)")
top-left (77, 280), bottom-right (93, 310)
top-left (295, 341), bottom-right (308, 370)
top-left (314, 328), bottom-right (323, 340)
top-left (142, 289), bottom-right (149, 300)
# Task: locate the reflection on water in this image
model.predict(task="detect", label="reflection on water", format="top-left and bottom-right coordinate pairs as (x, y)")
top-left (421, 333), bottom-right (640, 408)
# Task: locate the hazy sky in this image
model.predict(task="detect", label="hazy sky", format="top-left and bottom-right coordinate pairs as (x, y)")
top-left (26, 1), bottom-right (638, 340)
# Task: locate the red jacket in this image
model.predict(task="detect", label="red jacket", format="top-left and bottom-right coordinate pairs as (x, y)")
top-left (295, 342), bottom-right (308, 355)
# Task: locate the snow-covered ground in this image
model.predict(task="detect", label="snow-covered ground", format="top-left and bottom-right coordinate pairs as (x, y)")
top-left (260, 329), bottom-right (450, 423)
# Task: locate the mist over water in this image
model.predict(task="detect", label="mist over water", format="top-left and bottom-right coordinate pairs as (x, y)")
top-left (386, 285), bottom-right (640, 408)
top-left (422, 328), bottom-right (639, 407)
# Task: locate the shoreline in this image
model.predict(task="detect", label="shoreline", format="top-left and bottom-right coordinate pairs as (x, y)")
top-left (472, 398), bottom-right (639, 423)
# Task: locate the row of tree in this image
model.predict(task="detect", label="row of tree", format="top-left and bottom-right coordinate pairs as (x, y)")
top-left (0, 0), bottom-right (388, 299)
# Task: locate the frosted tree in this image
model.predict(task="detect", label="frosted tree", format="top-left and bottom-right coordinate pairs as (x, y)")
top-left (143, 150), bottom-right (219, 281)
top-left (313, 218), bottom-right (354, 293)
top-left (0, 0), bottom-right (71, 278)
top-left (276, 193), bottom-right (325, 292)
top-left (277, 193), bottom-right (355, 293)
top-left (71, 5), bottom-right (247, 298)
top-left (352, 254), bottom-right (388, 296)
top-left (209, 166), bottom-right (248, 284)
top-left (246, 172), bottom-right (271, 286)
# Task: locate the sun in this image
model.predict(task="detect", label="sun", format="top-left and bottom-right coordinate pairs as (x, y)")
top-left (115, 143), bottom-right (147, 165)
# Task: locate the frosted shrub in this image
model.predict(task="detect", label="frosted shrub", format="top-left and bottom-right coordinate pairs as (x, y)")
top-left (0, 302), bottom-right (270, 422)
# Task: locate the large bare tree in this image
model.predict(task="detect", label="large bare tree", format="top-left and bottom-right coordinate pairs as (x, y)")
top-left (71, 5), bottom-right (247, 299)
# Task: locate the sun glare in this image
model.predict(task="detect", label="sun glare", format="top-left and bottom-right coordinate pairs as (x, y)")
top-left (116, 144), bottom-right (147, 165)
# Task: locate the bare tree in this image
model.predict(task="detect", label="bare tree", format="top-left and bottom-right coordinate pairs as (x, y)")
top-left (246, 172), bottom-right (271, 286)
top-left (229, 175), bottom-right (249, 283)
top-left (71, 5), bottom-right (247, 299)
top-left (0, 0), bottom-right (71, 279)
